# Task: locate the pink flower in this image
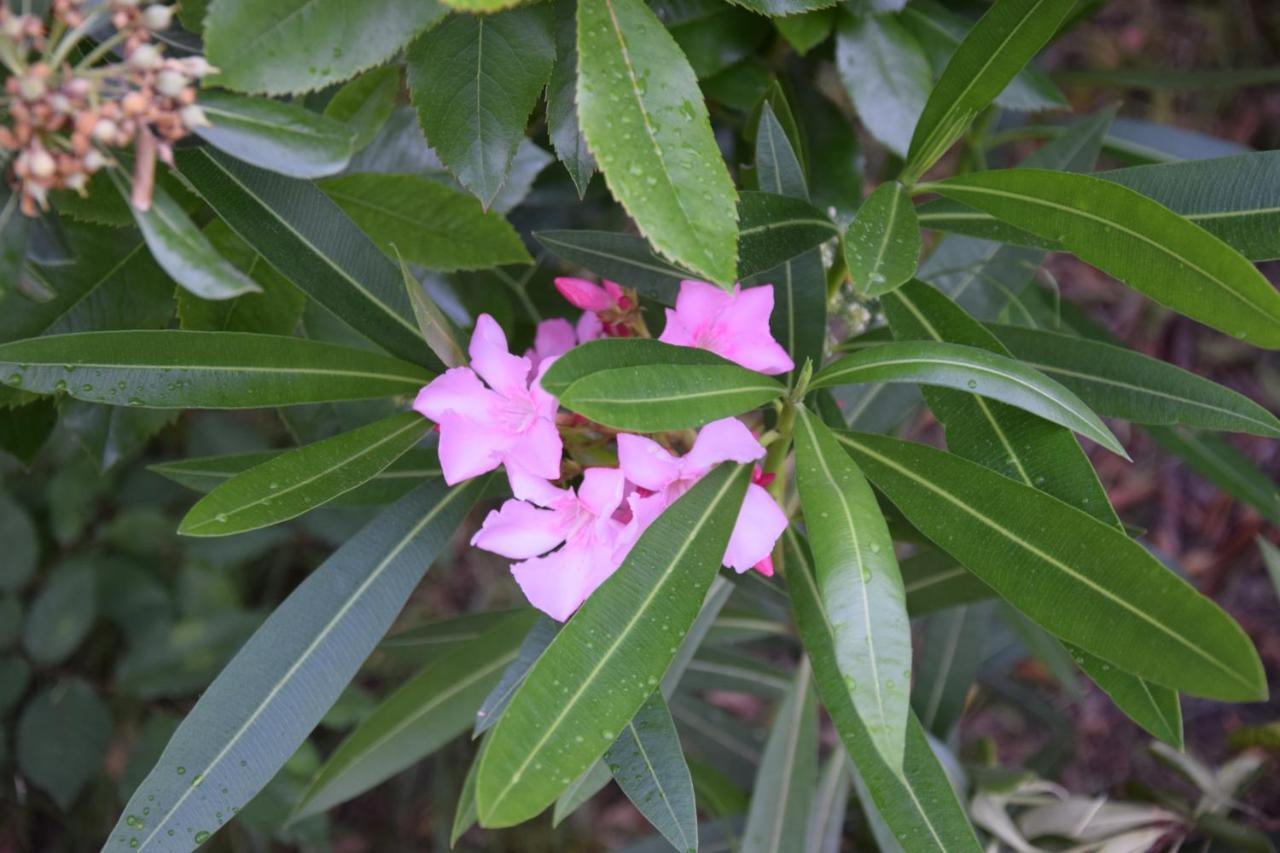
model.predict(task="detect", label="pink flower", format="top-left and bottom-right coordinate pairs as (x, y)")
top-left (555, 277), bottom-right (626, 313)
top-left (617, 417), bottom-right (787, 575)
top-left (471, 467), bottom-right (629, 621)
top-left (413, 314), bottom-right (562, 499)
top-left (658, 280), bottom-right (794, 375)
top-left (528, 315), bottom-right (605, 370)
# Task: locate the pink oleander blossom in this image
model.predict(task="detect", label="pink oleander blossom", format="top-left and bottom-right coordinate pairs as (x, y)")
top-left (471, 467), bottom-right (628, 621)
top-left (528, 314), bottom-right (604, 369)
top-left (658, 280), bottom-right (794, 375)
top-left (413, 314), bottom-right (562, 499)
top-left (554, 276), bottom-right (627, 313)
top-left (618, 417), bottom-right (787, 575)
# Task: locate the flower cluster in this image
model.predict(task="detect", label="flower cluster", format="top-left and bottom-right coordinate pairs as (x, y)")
top-left (414, 278), bottom-right (794, 621)
top-left (0, 0), bottom-right (214, 215)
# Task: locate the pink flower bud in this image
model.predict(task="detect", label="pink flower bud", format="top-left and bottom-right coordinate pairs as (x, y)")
top-left (554, 276), bottom-right (618, 312)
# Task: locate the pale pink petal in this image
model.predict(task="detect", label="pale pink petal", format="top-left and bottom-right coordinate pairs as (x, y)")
top-left (617, 433), bottom-right (682, 491)
top-left (471, 499), bottom-right (571, 559)
top-left (576, 310), bottom-right (603, 343)
top-left (529, 356), bottom-right (562, 416)
top-left (505, 459), bottom-right (566, 506)
top-left (413, 367), bottom-right (500, 423)
top-left (613, 491), bottom-right (670, 559)
top-left (510, 539), bottom-right (615, 622)
top-left (674, 279), bottom-right (733, 323)
top-left (577, 467), bottom-right (626, 518)
top-left (729, 338), bottom-right (795, 375)
top-left (469, 314), bottom-right (532, 397)
top-left (505, 415), bottom-right (563, 481)
top-left (754, 554), bottom-right (775, 577)
top-left (723, 483), bottom-right (788, 572)
top-left (555, 277), bottom-right (615, 312)
top-left (534, 318), bottom-right (577, 362)
top-left (685, 417), bottom-right (766, 473)
top-left (657, 307), bottom-right (698, 348)
top-left (717, 286), bottom-right (795, 374)
top-left (436, 414), bottom-right (509, 484)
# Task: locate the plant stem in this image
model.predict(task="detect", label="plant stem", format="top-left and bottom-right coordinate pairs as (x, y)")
top-left (763, 399), bottom-right (796, 504)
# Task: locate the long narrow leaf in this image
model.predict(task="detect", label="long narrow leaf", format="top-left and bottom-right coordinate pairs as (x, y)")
top-left (741, 661), bottom-right (817, 853)
top-left (605, 692), bottom-right (698, 853)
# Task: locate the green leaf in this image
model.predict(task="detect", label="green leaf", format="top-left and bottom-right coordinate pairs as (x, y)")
top-left (17, 679), bottom-right (111, 811)
top-left (794, 408), bottom-right (911, 769)
top-left (152, 447), bottom-right (440, 507)
top-left (902, 549), bottom-right (992, 616)
top-left (987, 324), bottom-right (1280, 437)
top-left (741, 661), bottom-right (818, 853)
top-left (1146, 426), bottom-right (1280, 525)
top-left (398, 256), bottom-right (468, 369)
top-left (452, 746), bottom-right (483, 846)
top-left (755, 103), bottom-right (808, 201)
top-left (176, 221), bottom-right (307, 336)
top-left (1072, 647), bottom-right (1183, 749)
top-left (541, 338), bottom-right (732, 395)
top-left (179, 412), bottom-right (430, 536)
top-left (112, 170), bottom-right (260, 301)
top-left (775, 10), bottom-right (836, 55)
top-left (535, 230), bottom-right (688, 306)
top-left (194, 92), bottom-right (355, 179)
top-left (604, 692), bottom-right (698, 853)
top-left (476, 464), bottom-right (750, 827)
top-left (835, 11), bottom-right (931, 158)
top-left (0, 490), bottom-right (37, 591)
top-left (323, 65), bottom-right (401, 152)
top-left (555, 356), bottom-right (785, 432)
top-left (382, 609), bottom-right (527, 665)
top-left (407, 6), bottom-right (555, 207)
top-left (294, 610), bottom-right (538, 818)
top-left (204, 0), bottom-right (447, 95)
top-left (104, 475), bottom-right (490, 852)
top-left (577, 0), bottom-right (739, 286)
top-left (22, 561), bottom-right (95, 666)
top-left (729, 0), bottom-right (835, 14)
top-left (922, 168), bottom-right (1280, 348)
top-left (474, 616), bottom-right (559, 736)
top-left (806, 745), bottom-right (852, 853)
top-left (843, 181), bottom-right (921, 296)
top-left (318, 173), bottom-right (531, 271)
top-left (0, 331), bottom-right (431, 408)
top-left (912, 603), bottom-right (988, 738)
top-left (811, 340), bottom-right (1125, 457)
top-left (738, 191), bottom-right (838, 278)
top-left (902, 0), bottom-right (1077, 183)
top-left (899, 0), bottom-right (1066, 112)
top-left (835, 431), bottom-right (1267, 702)
top-left (0, 655), bottom-right (31, 714)
top-left (174, 147), bottom-right (439, 370)
top-left (547, 0), bottom-right (596, 197)
top-left (783, 529), bottom-right (981, 852)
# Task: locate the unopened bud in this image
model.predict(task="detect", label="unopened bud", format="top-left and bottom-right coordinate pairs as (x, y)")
top-left (92, 118), bottom-right (120, 143)
top-left (49, 94), bottom-right (72, 113)
top-left (64, 172), bottom-right (88, 193)
top-left (29, 148), bottom-right (56, 178)
top-left (3, 15), bottom-right (24, 39)
top-left (129, 43), bottom-right (162, 68)
top-left (155, 69), bottom-right (186, 97)
top-left (121, 91), bottom-right (147, 115)
top-left (180, 104), bottom-right (209, 128)
top-left (179, 57), bottom-right (217, 78)
top-left (141, 4), bottom-right (174, 29)
top-left (17, 74), bottom-right (45, 101)
top-left (83, 149), bottom-right (108, 171)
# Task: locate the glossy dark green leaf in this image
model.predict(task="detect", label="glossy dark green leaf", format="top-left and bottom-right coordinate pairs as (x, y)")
top-left (741, 662), bottom-right (817, 853)
top-left (536, 230), bottom-right (688, 306)
top-left (542, 338), bottom-right (734, 396)
top-left (1146, 426), bottom-right (1280, 525)
top-left (112, 170), bottom-right (260, 301)
top-left (294, 611), bottom-right (538, 817)
top-left (18, 679), bottom-right (111, 811)
top-left (452, 746), bottom-right (482, 846)
top-left (662, 0), bottom-right (771, 82)
top-left (729, 0), bottom-right (835, 14)
top-left (835, 431), bottom-right (1267, 702)
top-left (474, 616), bottom-right (558, 736)
top-left (902, 549), bottom-right (992, 616)
top-left (180, 412), bottom-right (430, 536)
top-left (783, 530), bottom-right (982, 851)
top-left (900, 0), bottom-right (1066, 112)
top-left (104, 475), bottom-right (490, 851)
top-left (775, 9), bottom-right (835, 55)
top-left (22, 561), bottom-right (95, 666)
top-left (836, 11), bottom-right (931, 158)
top-left (176, 221), bottom-right (307, 336)
top-left (794, 408), bottom-right (911, 769)
top-left (382, 609), bottom-right (527, 663)
top-left (988, 324), bottom-right (1280, 437)
top-left (901, 0), bottom-right (1077, 183)
top-left (843, 181), bottom-right (921, 296)
top-left (407, 6), bottom-right (555, 207)
top-left (912, 603), bottom-right (988, 738)
top-left (755, 103), bottom-right (807, 201)
top-left (547, 0), bottom-right (596, 197)
top-left (174, 147), bottom-right (439, 370)
top-left (737, 191), bottom-right (838, 278)
top-left (577, 0), bottom-right (739, 286)
top-left (1072, 647), bottom-right (1183, 749)
top-left (323, 65), bottom-right (401, 152)
top-left (806, 745), bottom-right (851, 853)
top-left (604, 692), bottom-right (698, 853)
top-left (319, 173), bottom-right (532, 271)
top-left (0, 331), bottom-right (431, 408)
top-left (194, 92), bottom-right (356, 179)
top-left (812, 340), bottom-right (1125, 456)
top-left (476, 464), bottom-right (750, 827)
top-left (204, 0), bottom-right (446, 95)
top-left (922, 168), bottom-right (1280, 348)
top-left (153, 447), bottom-right (441, 507)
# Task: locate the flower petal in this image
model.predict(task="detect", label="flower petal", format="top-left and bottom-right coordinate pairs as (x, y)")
top-left (436, 414), bottom-right (509, 484)
top-left (577, 466), bottom-right (626, 518)
top-left (534, 318), bottom-right (577, 363)
top-left (555, 276), bottom-right (615, 312)
top-left (471, 498), bottom-right (571, 559)
top-left (714, 285), bottom-right (795, 374)
top-left (505, 415), bottom-right (564, 481)
top-left (510, 536), bottom-right (621, 622)
top-left (723, 483), bottom-right (788, 572)
top-left (576, 310), bottom-right (604, 343)
top-left (685, 417), bottom-right (766, 472)
top-left (617, 432), bottom-right (682, 491)
top-left (656, 308), bottom-right (698, 348)
top-left (470, 314), bottom-right (532, 397)
top-left (674, 279), bottom-right (733, 322)
top-left (413, 367), bottom-right (500, 423)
